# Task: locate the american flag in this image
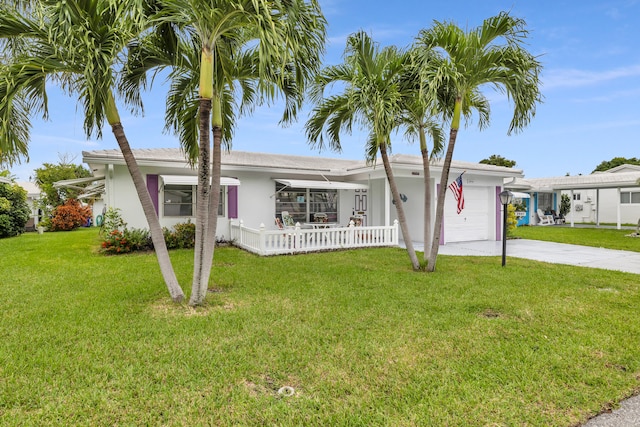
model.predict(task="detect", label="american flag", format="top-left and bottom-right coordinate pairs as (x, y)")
top-left (448, 173), bottom-right (465, 214)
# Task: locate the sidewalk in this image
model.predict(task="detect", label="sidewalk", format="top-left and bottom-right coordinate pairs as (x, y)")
top-left (426, 239), bottom-right (640, 426)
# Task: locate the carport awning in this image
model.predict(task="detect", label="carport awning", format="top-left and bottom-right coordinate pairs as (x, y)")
top-left (275, 178), bottom-right (368, 190)
top-left (160, 175), bottom-right (241, 186)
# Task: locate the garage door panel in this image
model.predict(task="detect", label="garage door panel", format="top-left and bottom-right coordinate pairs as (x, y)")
top-left (444, 187), bottom-right (491, 243)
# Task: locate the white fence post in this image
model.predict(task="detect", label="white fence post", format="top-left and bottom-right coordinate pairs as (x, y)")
top-left (259, 223), bottom-right (266, 255)
top-left (392, 219), bottom-right (399, 245)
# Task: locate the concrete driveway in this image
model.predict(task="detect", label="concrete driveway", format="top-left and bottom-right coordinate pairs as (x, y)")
top-left (433, 239), bottom-right (640, 275)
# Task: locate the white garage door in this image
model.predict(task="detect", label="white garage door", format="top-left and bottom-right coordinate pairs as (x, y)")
top-left (443, 186), bottom-right (492, 243)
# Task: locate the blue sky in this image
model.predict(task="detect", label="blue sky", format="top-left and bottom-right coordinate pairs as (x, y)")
top-left (10, 0), bottom-right (640, 182)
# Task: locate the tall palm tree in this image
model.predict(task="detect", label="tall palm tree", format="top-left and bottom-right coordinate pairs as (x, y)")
top-left (0, 0), bottom-right (185, 301)
top-left (306, 31), bottom-right (421, 271)
top-left (139, 0), bottom-right (326, 305)
top-left (416, 12), bottom-right (542, 272)
top-left (397, 50), bottom-right (445, 260)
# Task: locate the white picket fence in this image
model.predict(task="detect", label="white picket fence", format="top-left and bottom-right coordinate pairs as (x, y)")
top-left (229, 219), bottom-right (399, 256)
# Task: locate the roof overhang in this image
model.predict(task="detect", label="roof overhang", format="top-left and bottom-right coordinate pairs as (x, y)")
top-left (0, 176), bottom-right (11, 184)
top-left (274, 178), bottom-right (368, 190)
top-left (54, 176), bottom-right (105, 190)
top-left (160, 175), bottom-right (241, 186)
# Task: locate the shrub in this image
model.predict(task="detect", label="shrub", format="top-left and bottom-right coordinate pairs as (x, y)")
top-left (50, 199), bottom-right (92, 231)
top-left (100, 228), bottom-right (151, 254)
top-left (163, 221), bottom-right (195, 249)
top-left (99, 207), bottom-right (126, 236)
top-left (0, 181), bottom-right (31, 238)
top-left (506, 204), bottom-right (518, 237)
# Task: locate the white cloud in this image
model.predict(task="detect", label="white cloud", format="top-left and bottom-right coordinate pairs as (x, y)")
top-left (543, 64), bottom-right (640, 89)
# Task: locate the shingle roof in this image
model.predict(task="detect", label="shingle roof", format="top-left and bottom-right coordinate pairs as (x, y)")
top-left (507, 172), bottom-right (640, 191)
top-left (83, 148), bottom-right (522, 178)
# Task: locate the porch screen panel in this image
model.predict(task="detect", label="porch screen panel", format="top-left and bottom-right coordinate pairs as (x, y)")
top-left (275, 183), bottom-right (338, 223)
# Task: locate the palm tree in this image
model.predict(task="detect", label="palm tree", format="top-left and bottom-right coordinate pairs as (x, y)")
top-left (416, 12), bottom-right (542, 272)
top-left (306, 31), bottom-right (421, 271)
top-left (137, 0), bottom-right (326, 305)
top-left (397, 50), bottom-right (446, 260)
top-left (0, 0), bottom-right (185, 301)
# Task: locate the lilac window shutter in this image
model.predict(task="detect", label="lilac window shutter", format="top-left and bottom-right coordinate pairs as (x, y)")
top-left (147, 174), bottom-right (159, 214)
top-left (228, 185), bottom-right (238, 219)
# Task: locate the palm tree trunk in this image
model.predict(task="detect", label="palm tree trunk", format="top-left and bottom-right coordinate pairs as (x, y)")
top-left (419, 126), bottom-right (432, 261)
top-left (197, 125), bottom-right (222, 301)
top-left (380, 144), bottom-right (421, 271)
top-left (111, 123), bottom-right (185, 302)
top-left (190, 98), bottom-right (212, 306)
top-left (427, 126), bottom-right (458, 272)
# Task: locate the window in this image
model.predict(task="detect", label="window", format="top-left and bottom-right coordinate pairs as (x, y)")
top-left (538, 192), bottom-right (553, 213)
top-left (164, 185), bottom-right (193, 216)
top-left (621, 191), bottom-right (640, 204)
top-left (572, 193), bottom-right (581, 201)
top-left (275, 184), bottom-right (338, 223)
top-left (163, 185), bottom-right (225, 217)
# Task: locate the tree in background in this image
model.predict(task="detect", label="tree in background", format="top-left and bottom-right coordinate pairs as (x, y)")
top-left (34, 158), bottom-right (91, 211)
top-left (592, 157), bottom-right (640, 173)
top-left (0, 172), bottom-right (30, 238)
top-left (480, 154), bottom-right (516, 168)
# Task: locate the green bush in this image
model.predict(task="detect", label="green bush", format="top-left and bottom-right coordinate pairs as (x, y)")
top-left (100, 228), bottom-right (151, 254)
top-left (163, 221), bottom-right (195, 249)
top-left (0, 181), bottom-right (30, 238)
top-left (50, 199), bottom-right (92, 231)
top-left (98, 211), bottom-right (194, 254)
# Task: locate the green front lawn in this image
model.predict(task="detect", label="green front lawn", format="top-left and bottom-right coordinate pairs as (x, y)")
top-left (1, 228), bottom-right (639, 426)
top-left (512, 225), bottom-right (640, 252)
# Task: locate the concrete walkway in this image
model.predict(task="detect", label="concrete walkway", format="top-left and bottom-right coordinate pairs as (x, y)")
top-left (425, 239), bottom-right (640, 275)
top-left (423, 239), bottom-right (640, 426)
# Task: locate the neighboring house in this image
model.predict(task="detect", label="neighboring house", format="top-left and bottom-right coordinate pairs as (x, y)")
top-left (82, 148), bottom-right (523, 245)
top-left (505, 164), bottom-right (640, 228)
top-left (17, 181), bottom-right (42, 231)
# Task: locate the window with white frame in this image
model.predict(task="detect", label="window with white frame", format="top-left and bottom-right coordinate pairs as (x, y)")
top-left (573, 193), bottom-right (581, 201)
top-left (620, 191), bottom-right (640, 204)
top-left (275, 183), bottom-right (338, 223)
top-left (163, 185), bottom-right (225, 217)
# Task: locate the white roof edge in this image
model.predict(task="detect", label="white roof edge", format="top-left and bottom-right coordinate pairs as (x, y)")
top-left (275, 178), bottom-right (368, 190)
top-left (160, 175), bottom-right (241, 186)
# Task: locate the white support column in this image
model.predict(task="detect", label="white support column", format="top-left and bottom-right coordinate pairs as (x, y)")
top-left (570, 189), bottom-right (575, 227)
top-left (617, 187), bottom-right (622, 230)
top-left (384, 180), bottom-right (391, 226)
top-left (596, 189), bottom-right (600, 226)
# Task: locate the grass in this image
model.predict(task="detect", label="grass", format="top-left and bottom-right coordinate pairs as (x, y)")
top-left (512, 225), bottom-right (640, 252)
top-left (1, 228), bottom-right (639, 426)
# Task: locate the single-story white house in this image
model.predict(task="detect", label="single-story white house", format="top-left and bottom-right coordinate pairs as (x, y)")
top-left (81, 148), bottom-right (523, 247)
top-left (17, 181), bottom-right (42, 231)
top-left (505, 164), bottom-right (640, 228)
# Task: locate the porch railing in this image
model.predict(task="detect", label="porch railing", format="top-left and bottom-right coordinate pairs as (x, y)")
top-left (229, 219), bottom-right (399, 256)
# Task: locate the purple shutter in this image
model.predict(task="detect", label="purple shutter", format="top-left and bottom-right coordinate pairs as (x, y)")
top-left (228, 185), bottom-right (238, 219)
top-left (147, 174), bottom-right (159, 214)
top-left (496, 186), bottom-right (502, 241)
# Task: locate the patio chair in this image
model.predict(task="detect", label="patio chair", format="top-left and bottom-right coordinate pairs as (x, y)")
top-left (281, 211), bottom-right (296, 227)
top-left (536, 209), bottom-right (554, 226)
top-left (313, 212), bottom-right (328, 223)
